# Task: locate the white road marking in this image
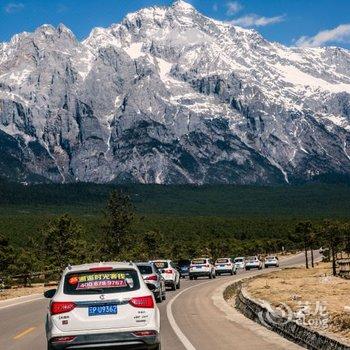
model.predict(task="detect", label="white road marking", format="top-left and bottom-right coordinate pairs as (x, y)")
top-left (0, 296), bottom-right (44, 310)
top-left (166, 280), bottom-right (213, 350)
top-left (166, 253), bottom-right (309, 350)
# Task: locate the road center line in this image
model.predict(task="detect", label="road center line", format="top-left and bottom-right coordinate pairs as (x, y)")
top-left (13, 327), bottom-right (36, 340)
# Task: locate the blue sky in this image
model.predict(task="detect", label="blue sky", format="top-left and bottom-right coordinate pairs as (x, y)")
top-left (1, 0), bottom-right (350, 49)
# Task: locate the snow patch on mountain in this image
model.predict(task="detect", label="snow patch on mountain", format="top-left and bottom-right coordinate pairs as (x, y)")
top-left (0, 1), bottom-right (350, 184)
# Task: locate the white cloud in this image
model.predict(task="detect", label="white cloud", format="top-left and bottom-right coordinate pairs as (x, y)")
top-left (229, 14), bottom-right (285, 27)
top-left (226, 1), bottom-right (242, 16)
top-left (296, 24), bottom-right (350, 47)
top-left (4, 2), bottom-right (24, 13)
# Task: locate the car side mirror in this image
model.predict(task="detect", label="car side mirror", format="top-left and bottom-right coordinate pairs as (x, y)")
top-left (44, 289), bottom-right (57, 299)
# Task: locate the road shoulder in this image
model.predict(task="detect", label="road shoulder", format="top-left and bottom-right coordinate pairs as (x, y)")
top-left (0, 293), bottom-right (44, 310)
top-left (211, 278), bottom-right (303, 350)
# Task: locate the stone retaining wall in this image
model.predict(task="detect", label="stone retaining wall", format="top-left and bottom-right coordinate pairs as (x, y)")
top-left (233, 284), bottom-right (349, 350)
top-left (338, 259), bottom-right (350, 279)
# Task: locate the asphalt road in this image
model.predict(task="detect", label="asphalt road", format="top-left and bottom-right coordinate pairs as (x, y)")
top-left (0, 252), bottom-right (315, 350)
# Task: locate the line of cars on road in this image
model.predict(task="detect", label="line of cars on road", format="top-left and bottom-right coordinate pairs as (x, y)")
top-left (244, 255), bottom-right (280, 270)
top-left (43, 255), bottom-right (280, 350)
top-left (176, 255), bottom-right (280, 279)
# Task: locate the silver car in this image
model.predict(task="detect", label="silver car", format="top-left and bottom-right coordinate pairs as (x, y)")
top-left (234, 257), bottom-right (246, 269)
top-left (136, 262), bottom-right (166, 303)
top-left (264, 256), bottom-right (279, 268)
top-left (245, 256), bottom-right (263, 270)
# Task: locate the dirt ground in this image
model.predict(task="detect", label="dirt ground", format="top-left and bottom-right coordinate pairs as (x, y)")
top-left (246, 262), bottom-right (350, 343)
top-left (0, 284), bottom-right (55, 301)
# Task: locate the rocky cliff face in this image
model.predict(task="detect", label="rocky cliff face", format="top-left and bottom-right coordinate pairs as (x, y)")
top-left (1, 0), bottom-right (350, 184)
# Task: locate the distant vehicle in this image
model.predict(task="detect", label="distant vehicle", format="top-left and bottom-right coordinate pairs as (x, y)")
top-left (136, 262), bottom-right (166, 303)
top-left (264, 256), bottom-right (279, 268)
top-left (245, 256), bottom-right (263, 270)
top-left (215, 258), bottom-right (237, 276)
top-left (44, 262), bottom-right (160, 350)
top-left (234, 257), bottom-right (246, 269)
top-left (189, 258), bottom-right (216, 280)
top-left (177, 259), bottom-right (191, 278)
top-left (152, 260), bottom-right (180, 291)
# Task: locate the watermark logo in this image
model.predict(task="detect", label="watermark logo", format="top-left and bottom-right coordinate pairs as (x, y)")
top-left (258, 301), bottom-right (293, 327)
top-left (258, 300), bottom-right (329, 330)
top-left (295, 301), bottom-right (329, 329)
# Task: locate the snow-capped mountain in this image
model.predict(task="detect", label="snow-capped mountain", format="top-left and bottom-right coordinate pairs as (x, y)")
top-left (1, 0), bottom-right (350, 184)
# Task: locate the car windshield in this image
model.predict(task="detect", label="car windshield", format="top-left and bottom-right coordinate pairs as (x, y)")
top-left (234, 258), bottom-right (243, 262)
top-left (216, 259), bottom-right (229, 263)
top-left (154, 261), bottom-right (168, 269)
top-left (178, 260), bottom-right (191, 266)
top-left (64, 269), bottom-right (140, 295)
top-left (267, 256), bottom-right (276, 260)
top-left (248, 257), bottom-right (257, 261)
top-left (192, 259), bottom-right (206, 265)
top-left (137, 265), bottom-right (153, 275)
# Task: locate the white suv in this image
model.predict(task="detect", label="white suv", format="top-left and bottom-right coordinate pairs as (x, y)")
top-left (215, 258), bottom-right (237, 276)
top-left (234, 257), bottom-right (246, 269)
top-left (44, 262), bottom-right (161, 350)
top-left (189, 258), bottom-right (216, 280)
top-left (245, 256), bottom-right (263, 270)
top-left (264, 256), bottom-right (279, 268)
top-left (152, 260), bottom-right (180, 291)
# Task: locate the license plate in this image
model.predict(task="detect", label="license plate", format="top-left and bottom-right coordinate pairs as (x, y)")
top-left (88, 304), bottom-right (117, 316)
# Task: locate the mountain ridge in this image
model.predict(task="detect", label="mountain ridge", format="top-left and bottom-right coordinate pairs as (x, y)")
top-left (1, 0), bottom-right (350, 184)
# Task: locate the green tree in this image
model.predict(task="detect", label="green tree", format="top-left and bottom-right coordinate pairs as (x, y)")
top-left (42, 214), bottom-right (90, 270)
top-left (294, 221), bottom-right (313, 269)
top-left (100, 190), bottom-right (135, 260)
top-left (10, 248), bottom-right (39, 286)
top-left (308, 230), bottom-right (319, 268)
top-left (142, 230), bottom-right (165, 260)
top-left (0, 234), bottom-right (14, 278)
top-left (344, 223), bottom-right (350, 255)
top-left (320, 220), bottom-right (343, 276)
